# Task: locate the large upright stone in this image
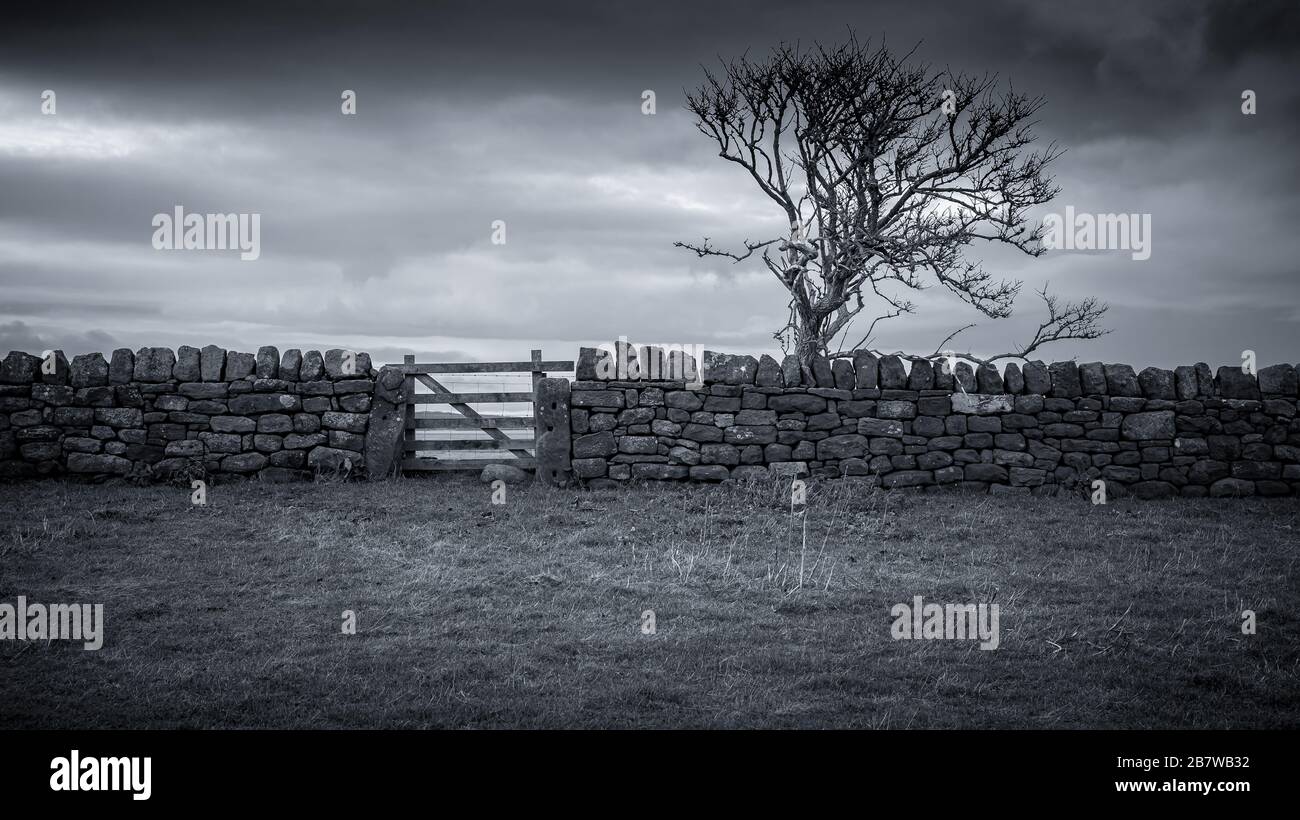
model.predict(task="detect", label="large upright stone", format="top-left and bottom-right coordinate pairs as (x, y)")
top-left (1078, 362), bottom-right (1107, 395)
top-left (134, 347), bottom-right (176, 383)
top-left (1194, 363), bottom-right (1214, 398)
top-left (1002, 362), bottom-right (1024, 394)
top-left (174, 345), bottom-right (202, 381)
top-left (666, 348), bottom-right (698, 384)
top-left (0, 351), bottom-right (41, 384)
top-left (279, 349), bottom-right (302, 382)
top-left (908, 358), bottom-right (934, 390)
top-left (975, 363), bottom-right (1003, 394)
top-left (602, 340), bottom-right (640, 381)
top-left (809, 354), bottom-right (835, 387)
top-left (780, 354), bottom-right (802, 387)
top-left (39, 350), bottom-right (70, 384)
top-left (256, 346), bottom-right (280, 379)
top-left (1048, 361), bottom-right (1081, 398)
top-left (954, 362), bottom-right (977, 393)
top-left (70, 353), bottom-right (109, 388)
top-left (1104, 363), bottom-right (1141, 397)
top-left (1258, 364), bottom-right (1298, 396)
top-left (638, 346), bottom-right (667, 381)
top-left (1022, 361), bottom-right (1051, 395)
top-left (365, 365), bottom-right (407, 480)
top-left (200, 345), bottom-right (225, 381)
top-left (323, 349), bottom-right (369, 379)
top-left (575, 346), bottom-right (611, 380)
top-left (832, 358), bottom-right (856, 390)
top-left (1138, 367), bottom-right (1176, 400)
top-left (1173, 366), bottom-right (1198, 400)
top-left (1216, 366), bottom-right (1260, 400)
top-left (299, 350), bottom-right (325, 381)
top-left (109, 348), bottom-right (134, 384)
top-left (225, 351), bottom-right (256, 381)
top-left (878, 355), bottom-right (907, 389)
top-left (852, 350), bottom-right (878, 389)
top-left (933, 359), bottom-right (954, 391)
top-left (755, 354), bottom-right (783, 387)
top-left (534, 377), bottom-right (571, 486)
top-left (324, 349), bottom-right (348, 379)
top-left (702, 351), bottom-right (757, 385)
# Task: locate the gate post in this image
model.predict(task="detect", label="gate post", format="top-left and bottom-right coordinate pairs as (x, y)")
top-left (534, 377), bottom-right (571, 486)
top-left (364, 363), bottom-right (409, 479)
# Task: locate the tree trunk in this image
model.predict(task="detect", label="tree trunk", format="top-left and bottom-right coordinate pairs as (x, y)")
top-left (794, 310), bottom-right (826, 368)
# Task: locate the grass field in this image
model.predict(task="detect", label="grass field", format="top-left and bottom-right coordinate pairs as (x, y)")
top-left (1, 475), bottom-right (1297, 729)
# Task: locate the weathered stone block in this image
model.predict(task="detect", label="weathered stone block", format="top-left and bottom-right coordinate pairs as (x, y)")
top-left (852, 350), bottom-right (878, 389)
top-left (229, 393), bottom-right (301, 414)
top-left (70, 353), bottom-right (109, 388)
top-left (299, 350), bottom-right (325, 381)
top-left (703, 351), bottom-right (758, 386)
top-left (573, 431), bottom-right (617, 458)
top-left (1078, 362), bottom-right (1107, 395)
top-left (954, 362), bottom-right (978, 393)
top-left (877, 400), bottom-right (916, 420)
top-left (832, 358), bottom-right (857, 390)
top-left (0, 351), bottom-right (42, 384)
top-left (907, 359), bottom-right (934, 390)
top-left (321, 411), bottom-right (367, 433)
top-left (857, 418), bottom-right (904, 437)
top-left (1258, 364), bottom-right (1298, 396)
top-left (108, 348), bottom-right (135, 384)
top-left (94, 407), bottom-right (143, 428)
top-left (66, 453), bottom-right (132, 474)
top-left (225, 351), bottom-right (256, 381)
top-left (878, 355), bottom-right (908, 389)
top-left (572, 390), bottom-right (624, 409)
top-left (1121, 411), bottom-right (1176, 441)
top-left (133, 347), bottom-right (176, 383)
top-left (1215, 366), bottom-right (1260, 400)
top-left (817, 434), bottom-right (867, 460)
top-left (755, 354), bottom-right (783, 387)
top-left (1138, 367), bottom-right (1176, 400)
top-left (976, 363), bottom-right (1003, 394)
top-left (199, 345), bottom-right (225, 381)
top-left (951, 393), bottom-right (1013, 414)
top-left (1048, 361), bottom-right (1081, 398)
top-left (256, 346), bottom-right (280, 379)
top-left (1022, 361), bottom-right (1051, 395)
top-left (768, 394), bottom-right (826, 414)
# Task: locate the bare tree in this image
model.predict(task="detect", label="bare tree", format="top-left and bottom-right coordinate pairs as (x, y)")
top-left (676, 34), bottom-right (1107, 367)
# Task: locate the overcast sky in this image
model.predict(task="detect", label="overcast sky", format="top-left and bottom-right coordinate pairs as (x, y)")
top-left (1, 0), bottom-right (1297, 371)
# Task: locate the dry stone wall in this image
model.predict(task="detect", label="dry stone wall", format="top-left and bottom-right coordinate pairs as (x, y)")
top-left (568, 346), bottom-right (1300, 499)
top-left (0, 346), bottom-right (378, 482)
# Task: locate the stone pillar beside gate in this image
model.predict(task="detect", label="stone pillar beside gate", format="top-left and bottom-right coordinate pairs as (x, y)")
top-left (364, 365), bottom-right (408, 479)
top-left (534, 377), bottom-right (572, 486)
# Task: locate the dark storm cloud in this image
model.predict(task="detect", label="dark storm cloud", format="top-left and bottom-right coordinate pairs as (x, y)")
top-left (1, 0), bottom-right (1297, 368)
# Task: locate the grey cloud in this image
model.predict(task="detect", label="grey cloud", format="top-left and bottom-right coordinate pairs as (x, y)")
top-left (0, 0), bottom-right (1296, 370)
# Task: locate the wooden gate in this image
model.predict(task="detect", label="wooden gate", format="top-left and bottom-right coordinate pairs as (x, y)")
top-left (395, 350), bottom-right (573, 473)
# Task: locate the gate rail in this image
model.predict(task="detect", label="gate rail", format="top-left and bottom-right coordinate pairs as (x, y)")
top-left (393, 350), bottom-right (573, 472)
